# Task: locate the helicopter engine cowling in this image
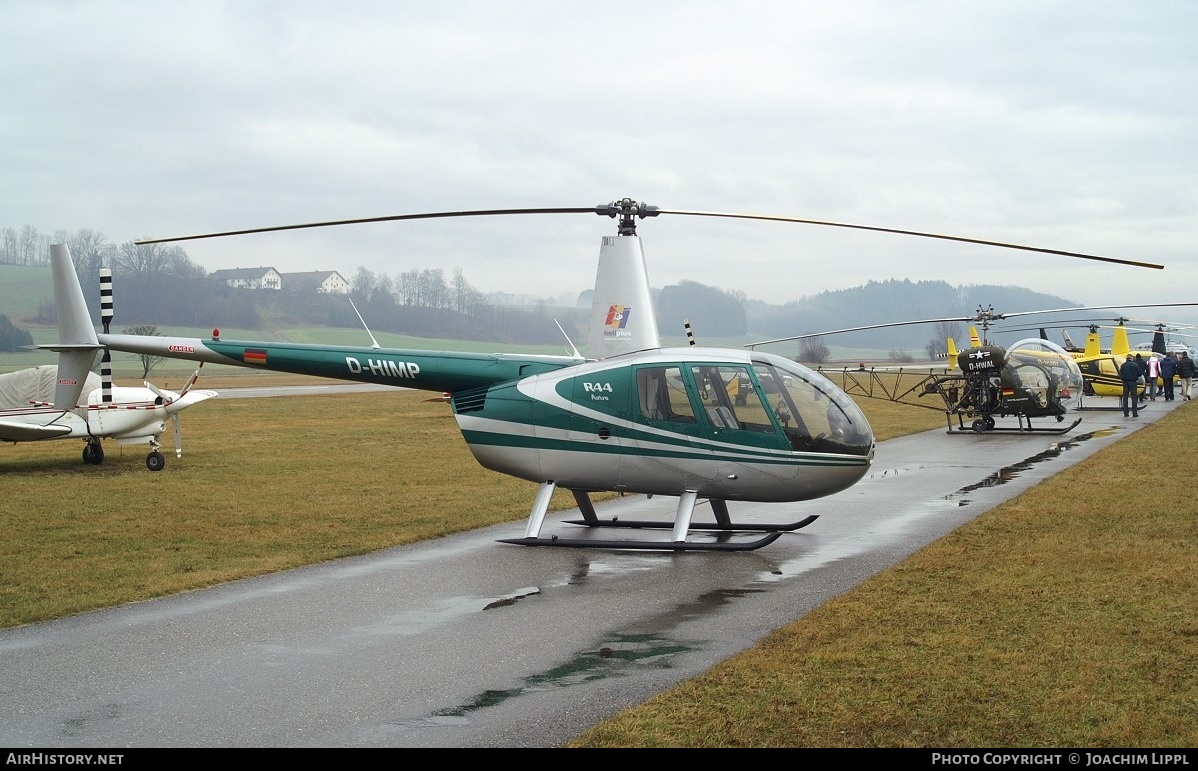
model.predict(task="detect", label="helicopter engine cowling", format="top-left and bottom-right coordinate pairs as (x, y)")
top-left (957, 344), bottom-right (1007, 377)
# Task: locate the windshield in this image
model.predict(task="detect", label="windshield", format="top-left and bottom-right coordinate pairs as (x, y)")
top-left (751, 352), bottom-right (874, 456)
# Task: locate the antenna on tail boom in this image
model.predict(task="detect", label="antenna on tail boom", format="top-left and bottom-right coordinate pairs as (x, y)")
top-left (348, 297), bottom-right (381, 350)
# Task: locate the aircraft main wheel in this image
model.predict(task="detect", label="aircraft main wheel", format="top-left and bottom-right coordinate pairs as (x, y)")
top-left (83, 442), bottom-right (104, 465)
top-left (984, 416), bottom-right (996, 429)
top-left (971, 419), bottom-right (986, 432)
top-left (146, 451), bottom-right (166, 472)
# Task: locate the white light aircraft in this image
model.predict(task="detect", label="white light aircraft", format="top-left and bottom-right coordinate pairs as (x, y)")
top-left (0, 245), bottom-right (216, 470)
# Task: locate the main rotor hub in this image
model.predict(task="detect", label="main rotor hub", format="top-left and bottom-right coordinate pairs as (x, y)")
top-left (595, 198), bottom-right (660, 236)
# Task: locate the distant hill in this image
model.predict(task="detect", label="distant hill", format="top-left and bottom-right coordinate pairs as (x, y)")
top-left (742, 279), bottom-right (1081, 349)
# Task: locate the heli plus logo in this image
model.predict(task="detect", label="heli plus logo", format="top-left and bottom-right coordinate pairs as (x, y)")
top-left (604, 305), bottom-right (632, 338)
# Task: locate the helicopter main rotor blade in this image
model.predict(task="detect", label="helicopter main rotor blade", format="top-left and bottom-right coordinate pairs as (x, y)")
top-left (657, 208), bottom-right (1165, 270)
top-left (134, 207), bottom-right (602, 245)
top-left (995, 302), bottom-right (1198, 320)
top-left (133, 199), bottom-right (1162, 271)
top-left (750, 301), bottom-right (1198, 349)
top-left (747, 316), bottom-right (975, 349)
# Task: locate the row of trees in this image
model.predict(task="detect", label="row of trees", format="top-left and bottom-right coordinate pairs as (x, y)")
top-left (0, 314), bottom-right (34, 352)
top-left (6, 226), bottom-right (1078, 357)
top-left (4, 226), bottom-right (571, 344)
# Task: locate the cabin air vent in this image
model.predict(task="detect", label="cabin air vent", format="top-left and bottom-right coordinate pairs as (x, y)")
top-left (453, 387), bottom-right (488, 413)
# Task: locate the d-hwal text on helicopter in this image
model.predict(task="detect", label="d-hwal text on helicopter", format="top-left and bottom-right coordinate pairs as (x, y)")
top-left (60, 198), bottom-right (1164, 551)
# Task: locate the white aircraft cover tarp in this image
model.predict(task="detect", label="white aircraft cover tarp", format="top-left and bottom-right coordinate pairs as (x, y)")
top-left (0, 366), bottom-right (101, 410)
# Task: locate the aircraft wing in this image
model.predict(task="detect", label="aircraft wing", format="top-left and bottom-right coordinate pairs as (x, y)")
top-left (0, 417), bottom-right (74, 441)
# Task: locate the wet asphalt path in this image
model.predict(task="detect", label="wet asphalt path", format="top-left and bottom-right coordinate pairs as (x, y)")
top-left (0, 393), bottom-right (1177, 747)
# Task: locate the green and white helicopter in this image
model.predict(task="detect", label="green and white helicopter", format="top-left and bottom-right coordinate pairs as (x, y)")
top-left (58, 198), bottom-right (1163, 551)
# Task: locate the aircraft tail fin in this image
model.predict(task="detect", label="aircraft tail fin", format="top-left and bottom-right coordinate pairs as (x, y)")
top-left (969, 326), bottom-right (981, 348)
top-left (41, 245), bottom-right (103, 410)
top-left (946, 337), bottom-right (959, 369)
top-left (1084, 328), bottom-right (1103, 358)
top-left (585, 234), bottom-right (661, 358)
top-left (1111, 325), bottom-right (1132, 357)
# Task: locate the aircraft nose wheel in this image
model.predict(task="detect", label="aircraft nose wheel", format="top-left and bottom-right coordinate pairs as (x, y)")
top-left (146, 451), bottom-right (166, 471)
top-left (82, 441), bottom-right (104, 465)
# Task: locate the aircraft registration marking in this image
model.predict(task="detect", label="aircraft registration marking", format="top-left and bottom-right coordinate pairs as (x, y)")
top-left (345, 356), bottom-right (421, 379)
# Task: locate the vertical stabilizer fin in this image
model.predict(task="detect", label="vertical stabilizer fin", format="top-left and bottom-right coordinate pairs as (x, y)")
top-left (47, 244), bottom-right (102, 409)
top-left (585, 235), bottom-right (661, 358)
top-left (1153, 330), bottom-right (1167, 355)
top-left (1111, 325), bottom-right (1132, 356)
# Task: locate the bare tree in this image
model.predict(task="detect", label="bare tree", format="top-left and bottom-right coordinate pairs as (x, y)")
top-left (799, 336), bottom-right (831, 364)
top-left (123, 325), bottom-right (165, 378)
top-left (925, 320), bottom-right (966, 360)
top-left (352, 266), bottom-right (378, 300)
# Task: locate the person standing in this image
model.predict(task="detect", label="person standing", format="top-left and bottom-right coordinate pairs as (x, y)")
top-left (1119, 354), bottom-right (1142, 417)
top-left (1178, 352), bottom-right (1196, 401)
top-left (1145, 353), bottom-right (1161, 401)
top-left (1134, 354), bottom-right (1148, 403)
top-left (1161, 352), bottom-right (1178, 401)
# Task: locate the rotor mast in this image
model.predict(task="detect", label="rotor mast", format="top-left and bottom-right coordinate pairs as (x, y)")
top-left (595, 198), bottom-right (660, 236)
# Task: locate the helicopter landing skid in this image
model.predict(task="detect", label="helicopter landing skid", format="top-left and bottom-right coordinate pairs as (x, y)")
top-left (497, 531), bottom-right (783, 552)
top-left (500, 485), bottom-right (807, 552)
top-left (946, 416), bottom-right (1083, 435)
top-left (561, 514), bottom-right (820, 532)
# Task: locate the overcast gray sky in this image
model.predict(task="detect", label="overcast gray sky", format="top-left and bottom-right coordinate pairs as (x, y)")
top-left (3, 1), bottom-right (1195, 311)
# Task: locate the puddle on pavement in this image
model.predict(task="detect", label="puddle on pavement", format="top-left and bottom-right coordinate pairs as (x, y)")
top-left (946, 427), bottom-right (1118, 504)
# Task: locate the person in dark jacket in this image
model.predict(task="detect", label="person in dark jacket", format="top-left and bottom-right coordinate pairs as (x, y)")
top-left (1178, 352), bottom-right (1196, 401)
top-left (1160, 353), bottom-right (1178, 401)
top-left (1119, 355), bottom-right (1142, 417)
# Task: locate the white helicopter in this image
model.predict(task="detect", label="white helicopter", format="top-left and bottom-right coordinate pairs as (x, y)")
top-left (0, 245), bottom-right (217, 471)
top-left (63, 199), bottom-right (1163, 549)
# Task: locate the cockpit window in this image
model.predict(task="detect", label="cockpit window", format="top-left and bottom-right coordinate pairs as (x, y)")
top-left (752, 355), bottom-right (873, 456)
top-left (635, 366), bottom-right (696, 423)
top-left (634, 357), bottom-right (874, 457)
top-left (690, 365), bottom-right (775, 432)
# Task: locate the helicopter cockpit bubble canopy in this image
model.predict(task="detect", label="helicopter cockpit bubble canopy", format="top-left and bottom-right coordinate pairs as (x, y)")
top-left (751, 352), bottom-right (875, 458)
top-left (1005, 338), bottom-right (1085, 409)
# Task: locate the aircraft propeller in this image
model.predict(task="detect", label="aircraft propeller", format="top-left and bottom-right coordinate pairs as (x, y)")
top-left (143, 363), bottom-right (208, 458)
